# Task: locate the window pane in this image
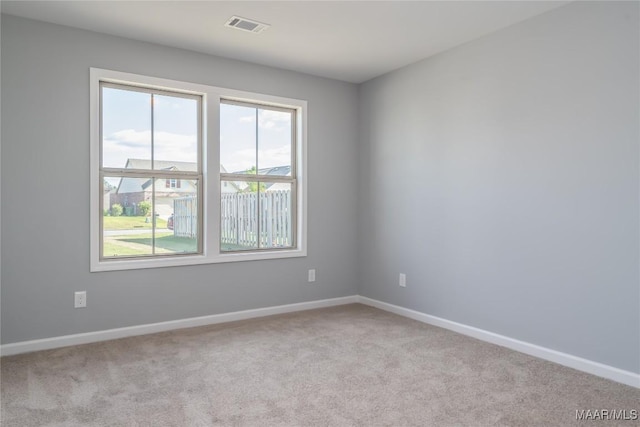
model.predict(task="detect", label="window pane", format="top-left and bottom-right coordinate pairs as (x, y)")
top-left (102, 176), bottom-right (153, 258)
top-left (157, 180), bottom-right (199, 255)
top-left (220, 181), bottom-right (258, 251)
top-left (220, 103), bottom-right (257, 174)
top-left (258, 108), bottom-right (292, 175)
top-left (103, 176), bottom-right (199, 258)
top-left (102, 87), bottom-right (151, 169)
top-left (260, 182), bottom-right (294, 248)
top-left (153, 94), bottom-right (199, 168)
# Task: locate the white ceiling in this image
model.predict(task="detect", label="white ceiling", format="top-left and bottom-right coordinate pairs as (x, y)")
top-left (1, 1), bottom-right (570, 83)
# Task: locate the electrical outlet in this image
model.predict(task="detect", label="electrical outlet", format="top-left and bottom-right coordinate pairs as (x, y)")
top-left (399, 273), bottom-right (406, 288)
top-left (74, 291), bottom-right (87, 308)
top-left (308, 269), bottom-right (316, 282)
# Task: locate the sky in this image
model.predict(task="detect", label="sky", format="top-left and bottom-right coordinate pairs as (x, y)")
top-left (220, 103), bottom-right (291, 173)
top-left (102, 86), bottom-right (292, 186)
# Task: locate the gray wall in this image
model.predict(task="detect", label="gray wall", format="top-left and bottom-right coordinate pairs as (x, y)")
top-left (0, 15), bottom-right (359, 344)
top-left (358, 1), bottom-right (639, 373)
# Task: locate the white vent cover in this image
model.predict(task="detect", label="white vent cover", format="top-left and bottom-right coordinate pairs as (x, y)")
top-left (225, 16), bottom-right (270, 34)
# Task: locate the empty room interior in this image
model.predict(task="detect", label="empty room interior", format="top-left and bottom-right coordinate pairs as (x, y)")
top-left (1, 1), bottom-right (639, 425)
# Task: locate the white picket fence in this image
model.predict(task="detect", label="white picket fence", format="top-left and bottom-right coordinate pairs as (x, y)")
top-left (172, 196), bottom-right (198, 238)
top-left (221, 190), bottom-right (292, 248)
top-left (173, 191), bottom-right (292, 248)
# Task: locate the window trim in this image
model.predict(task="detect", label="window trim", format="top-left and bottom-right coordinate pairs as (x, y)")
top-left (90, 68), bottom-right (307, 272)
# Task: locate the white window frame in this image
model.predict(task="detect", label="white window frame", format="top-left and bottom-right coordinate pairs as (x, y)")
top-left (90, 68), bottom-right (307, 272)
top-left (100, 81), bottom-right (204, 260)
top-left (219, 99), bottom-right (298, 253)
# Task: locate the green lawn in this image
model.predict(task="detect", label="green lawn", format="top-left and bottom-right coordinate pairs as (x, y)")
top-left (103, 216), bottom-right (167, 230)
top-left (103, 230), bottom-right (271, 257)
top-left (103, 232), bottom-right (197, 257)
top-left (103, 235), bottom-right (260, 257)
top-left (103, 240), bottom-right (153, 257)
top-left (121, 234), bottom-right (197, 253)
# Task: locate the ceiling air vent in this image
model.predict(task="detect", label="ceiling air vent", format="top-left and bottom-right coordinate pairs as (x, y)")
top-left (225, 16), bottom-right (270, 34)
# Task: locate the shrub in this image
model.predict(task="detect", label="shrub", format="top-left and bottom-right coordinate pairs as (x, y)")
top-left (138, 201), bottom-right (152, 216)
top-left (103, 209), bottom-right (110, 216)
top-left (111, 203), bottom-right (123, 217)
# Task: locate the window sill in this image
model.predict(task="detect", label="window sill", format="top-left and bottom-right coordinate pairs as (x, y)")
top-left (90, 248), bottom-right (307, 272)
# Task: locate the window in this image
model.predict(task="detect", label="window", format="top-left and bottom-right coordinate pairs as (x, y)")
top-left (166, 179), bottom-right (180, 189)
top-left (220, 101), bottom-right (296, 251)
top-left (90, 68), bottom-right (307, 271)
top-left (100, 83), bottom-right (202, 260)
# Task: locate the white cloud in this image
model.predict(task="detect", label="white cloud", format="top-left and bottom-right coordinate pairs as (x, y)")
top-left (220, 148), bottom-right (255, 173)
top-left (238, 109), bottom-right (290, 132)
top-left (260, 110), bottom-right (290, 122)
top-left (105, 129), bottom-right (289, 174)
top-left (238, 116), bottom-right (255, 124)
top-left (222, 145), bottom-right (290, 172)
top-left (153, 96), bottom-right (187, 110)
top-left (110, 129), bottom-right (196, 146)
top-left (258, 145), bottom-right (291, 169)
top-left (103, 129), bottom-right (198, 168)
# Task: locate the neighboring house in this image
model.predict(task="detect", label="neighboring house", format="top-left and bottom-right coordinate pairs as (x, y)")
top-left (112, 160), bottom-right (292, 217)
top-left (111, 160), bottom-right (285, 216)
top-left (230, 165), bottom-right (292, 192)
top-left (220, 164), bottom-right (243, 194)
top-left (258, 165), bottom-right (291, 178)
top-left (260, 166), bottom-right (292, 193)
top-left (111, 159), bottom-right (198, 217)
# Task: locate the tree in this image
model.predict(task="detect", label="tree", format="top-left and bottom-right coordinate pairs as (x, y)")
top-left (137, 201), bottom-right (151, 216)
top-left (244, 166), bottom-right (266, 193)
top-left (111, 203), bottom-right (123, 217)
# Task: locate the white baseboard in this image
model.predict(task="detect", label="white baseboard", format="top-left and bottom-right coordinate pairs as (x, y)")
top-left (0, 295), bottom-right (358, 357)
top-left (357, 296), bottom-right (640, 389)
top-left (3, 294), bottom-right (638, 389)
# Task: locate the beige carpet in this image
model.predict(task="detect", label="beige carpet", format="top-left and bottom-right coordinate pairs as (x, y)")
top-left (1, 304), bottom-right (638, 426)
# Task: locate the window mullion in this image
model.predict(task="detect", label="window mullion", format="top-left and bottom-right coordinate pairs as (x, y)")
top-left (151, 93), bottom-right (155, 256)
top-left (151, 93), bottom-right (155, 171)
top-left (152, 178), bottom-right (156, 256)
top-left (150, 93), bottom-right (155, 255)
top-left (255, 107), bottom-right (260, 248)
top-left (291, 110), bottom-right (296, 178)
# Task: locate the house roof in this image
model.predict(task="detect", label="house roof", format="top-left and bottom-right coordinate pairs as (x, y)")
top-left (116, 159), bottom-right (197, 194)
top-left (116, 160), bottom-right (291, 193)
top-left (232, 165), bottom-right (291, 177)
top-left (116, 177), bottom-right (152, 194)
top-left (125, 160), bottom-right (289, 176)
top-left (260, 165), bottom-right (291, 177)
top-left (125, 159), bottom-right (197, 172)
